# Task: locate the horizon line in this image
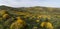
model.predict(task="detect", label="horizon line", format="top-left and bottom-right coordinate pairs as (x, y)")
top-left (0, 5), bottom-right (60, 8)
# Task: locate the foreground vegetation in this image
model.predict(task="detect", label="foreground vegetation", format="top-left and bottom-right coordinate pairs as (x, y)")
top-left (0, 5), bottom-right (60, 29)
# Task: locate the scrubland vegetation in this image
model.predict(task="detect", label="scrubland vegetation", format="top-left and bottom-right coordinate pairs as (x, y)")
top-left (0, 5), bottom-right (60, 29)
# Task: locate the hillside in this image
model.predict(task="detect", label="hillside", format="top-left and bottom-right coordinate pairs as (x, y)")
top-left (0, 5), bottom-right (60, 15)
top-left (0, 5), bottom-right (60, 29)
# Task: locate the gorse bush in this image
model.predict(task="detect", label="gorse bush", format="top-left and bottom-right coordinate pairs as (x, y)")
top-left (2, 14), bottom-right (10, 19)
top-left (10, 17), bottom-right (27, 29)
top-left (40, 19), bottom-right (53, 29)
top-left (40, 22), bottom-right (53, 29)
top-left (0, 10), bottom-right (8, 15)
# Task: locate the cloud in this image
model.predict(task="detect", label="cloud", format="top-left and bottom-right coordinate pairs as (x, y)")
top-left (0, 0), bottom-right (60, 7)
top-left (7, 0), bottom-right (41, 7)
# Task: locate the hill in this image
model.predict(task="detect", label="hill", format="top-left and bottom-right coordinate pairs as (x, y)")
top-left (0, 5), bottom-right (60, 29)
top-left (0, 5), bottom-right (60, 15)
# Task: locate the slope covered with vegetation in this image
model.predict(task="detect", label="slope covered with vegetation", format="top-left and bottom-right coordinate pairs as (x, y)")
top-left (0, 5), bottom-right (60, 29)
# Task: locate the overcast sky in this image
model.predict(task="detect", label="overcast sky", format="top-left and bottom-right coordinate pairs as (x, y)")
top-left (0, 0), bottom-right (60, 7)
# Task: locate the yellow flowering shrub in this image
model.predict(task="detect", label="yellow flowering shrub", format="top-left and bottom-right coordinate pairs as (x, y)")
top-left (0, 10), bottom-right (8, 15)
top-left (37, 16), bottom-right (41, 19)
top-left (40, 22), bottom-right (46, 27)
top-left (10, 17), bottom-right (26, 29)
top-left (33, 26), bottom-right (38, 29)
top-left (2, 14), bottom-right (10, 19)
top-left (40, 22), bottom-right (53, 29)
top-left (39, 15), bottom-right (51, 19)
top-left (36, 19), bottom-right (40, 23)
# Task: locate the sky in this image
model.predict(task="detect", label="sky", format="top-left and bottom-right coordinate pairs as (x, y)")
top-left (0, 0), bottom-right (60, 7)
